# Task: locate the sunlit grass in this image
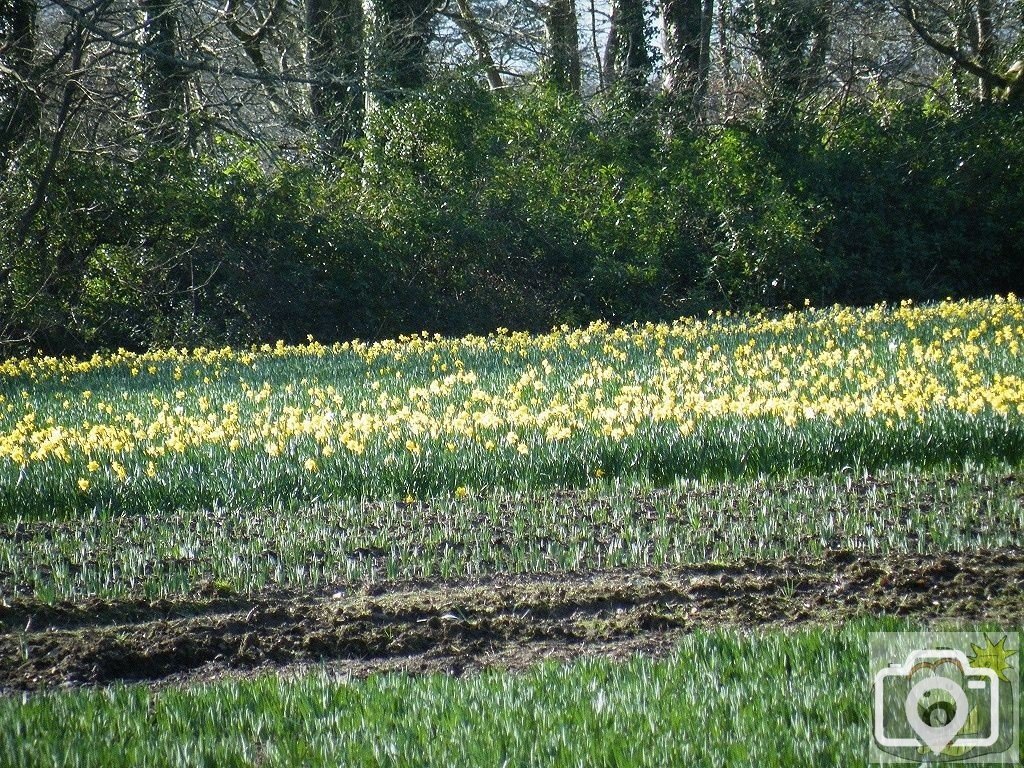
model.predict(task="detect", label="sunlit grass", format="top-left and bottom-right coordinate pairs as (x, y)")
top-left (0, 621), bottom-right (909, 768)
top-left (6, 620), bottom-right (1017, 767)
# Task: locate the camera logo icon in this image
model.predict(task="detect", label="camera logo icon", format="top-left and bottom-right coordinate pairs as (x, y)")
top-left (870, 632), bottom-right (1018, 765)
top-left (874, 649), bottom-right (999, 755)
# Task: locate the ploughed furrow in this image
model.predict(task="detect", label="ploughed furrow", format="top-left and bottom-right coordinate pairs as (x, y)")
top-left (1, 549), bottom-right (1021, 691)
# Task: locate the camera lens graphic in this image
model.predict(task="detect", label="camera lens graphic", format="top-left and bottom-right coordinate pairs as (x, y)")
top-left (905, 676), bottom-right (970, 755)
top-left (919, 690), bottom-right (957, 728)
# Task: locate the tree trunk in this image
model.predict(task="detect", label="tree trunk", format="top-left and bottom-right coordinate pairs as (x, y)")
top-left (602, 2), bottom-right (618, 87)
top-left (660, 0), bottom-right (709, 120)
top-left (696, 0), bottom-right (713, 111)
top-left (451, 0), bottom-right (504, 90)
top-left (605, 0), bottom-right (651, 97)
top-left (223, 0), bottom-right (292, 115)
top-left (307, 0), bottom-right (364, 148)
top-left (366, 0), bottom-right (438, 109)
top-left (975, 0), bottom-right (996, 101)
top-left (140, 0), bottom-right (188, 145)
top-left (748, 0), bottom-right (831, 121)
top-left (719, 0), bottom-right (735, 117)
top-left (1, 0), bottom-right (40, 159)
top-left (545, 0), bottom-right (581, 93)
top-left (897, 0), bottom-right (1010, 102)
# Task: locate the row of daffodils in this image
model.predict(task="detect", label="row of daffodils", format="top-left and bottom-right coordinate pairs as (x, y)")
top-left (1, 296), bottom-right (1022, 506)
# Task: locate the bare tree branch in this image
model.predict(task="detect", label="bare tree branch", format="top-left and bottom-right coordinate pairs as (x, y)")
top-left (896, 0), bottom-right (1009, 88)
top-left (50, 0), bottom-right (374, 91)
top-left (445, 0), bottom-right (504, 88)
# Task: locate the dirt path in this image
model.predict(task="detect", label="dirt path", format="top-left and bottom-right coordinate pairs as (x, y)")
top-left (1, 549), bottom-right (1021, 691)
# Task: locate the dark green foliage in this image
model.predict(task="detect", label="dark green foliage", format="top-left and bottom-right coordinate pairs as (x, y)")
top-left (1, 140), bottom-right (397, 352)
top-left (2, 83), bottom-right (1023, 354)
top-left (810, 103), bottom-right (1024, 303)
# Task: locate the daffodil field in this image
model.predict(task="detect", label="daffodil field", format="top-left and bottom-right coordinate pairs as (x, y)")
top-left (2, 297), bottom-right (1023, 518)
top-left (2, 297), bottom-right (1024, 768)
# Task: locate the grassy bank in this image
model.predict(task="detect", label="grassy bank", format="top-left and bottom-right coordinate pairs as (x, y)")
top-left (1, 622), bottom-right (900, 768)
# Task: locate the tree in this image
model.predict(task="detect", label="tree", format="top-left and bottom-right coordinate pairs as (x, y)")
top-left (660, 0), bottom-right (712, 121)
top-left (307, 0), bottom-right (364, 148)
top-left (738, 0), bottom-right (833, 120)
top-left (543, 0), bottom-right (581, 92)
top-left (366, 0), bottom-right (442, 109)
top-left (604, 0), bottom-right (653, 99)
top-left (222, 0), bottom-right (296, 123)
top-left (0, 0), bottom-right (39, 161)
top-left (445, 0), bottom-right (504, 89)
top-left (896, 0), bottom-right (1022, 104)
top-left (140, 0), bottom-right (190, 145)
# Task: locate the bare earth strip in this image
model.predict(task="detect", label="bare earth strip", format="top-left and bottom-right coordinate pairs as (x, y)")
top-left (1, 550), bottom-right (1022, 692)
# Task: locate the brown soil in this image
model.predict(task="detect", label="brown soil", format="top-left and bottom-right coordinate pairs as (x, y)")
top-left (1, 549), bottom-right (1021, 692)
